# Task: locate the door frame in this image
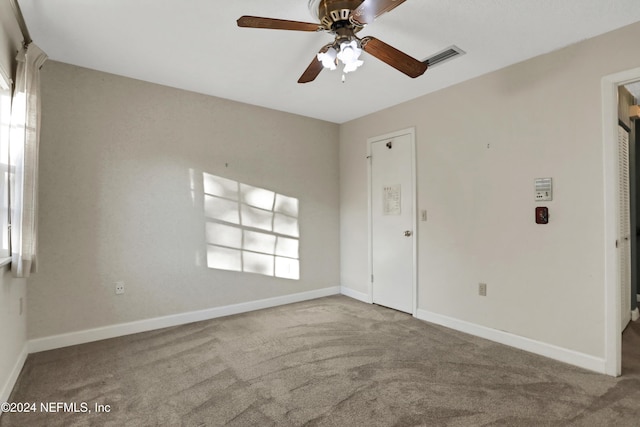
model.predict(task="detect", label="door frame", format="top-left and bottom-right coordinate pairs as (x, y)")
top-left (367, 127), bottom-right (418, 316)
top-left (602, 66), bottom-right (640, 376)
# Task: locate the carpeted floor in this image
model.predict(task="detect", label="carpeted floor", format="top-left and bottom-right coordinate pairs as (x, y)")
top-left (1, 295), bottom-right (640, 426)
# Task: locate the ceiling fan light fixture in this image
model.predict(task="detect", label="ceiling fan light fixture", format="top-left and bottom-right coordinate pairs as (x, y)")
top-left (337, 40), bottom-right (364, 73)
top-left (343, 59), bottom-right (364, 73)
top-left (337, 40), bottom-right (361, 64)
top-left (317, 47), bottom-right (338, 70)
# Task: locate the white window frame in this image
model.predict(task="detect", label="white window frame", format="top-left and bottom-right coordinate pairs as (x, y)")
top-left (0, 65), bottom-right (13, 265)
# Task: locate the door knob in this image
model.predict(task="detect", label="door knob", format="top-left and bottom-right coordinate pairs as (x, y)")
top-left (404, 230), bottom-right (412, 237)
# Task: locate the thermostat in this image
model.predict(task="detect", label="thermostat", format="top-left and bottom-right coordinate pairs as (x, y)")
top-left (535, 178), bottom-right (552, 201)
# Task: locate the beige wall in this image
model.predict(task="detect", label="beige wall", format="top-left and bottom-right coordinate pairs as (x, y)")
top-left (28, 61), bottom-right (340, 338)
top-left (0, 266), bottom-right (26, 401)
top-left (340, 21), bottom-right (640, 359)
top-left (0, 0), bottom-right (28, 403)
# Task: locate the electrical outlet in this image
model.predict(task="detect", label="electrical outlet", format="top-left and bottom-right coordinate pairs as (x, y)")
top-left (115, 281), bottom-right (125, 295)
top-left (478, 283), bottom-right (487, 296)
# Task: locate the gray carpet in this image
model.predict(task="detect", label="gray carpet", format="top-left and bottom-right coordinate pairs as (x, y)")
top-left (1, 295), bottom-right (639, 426)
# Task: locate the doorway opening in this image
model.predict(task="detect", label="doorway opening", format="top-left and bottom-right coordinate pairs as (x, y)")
top-left (602, 67), bottom-right (640, 376)
top-left (619, 82), bottom-right (640, 324)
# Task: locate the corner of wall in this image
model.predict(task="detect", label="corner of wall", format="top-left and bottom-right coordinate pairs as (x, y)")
top-left (0, 267), bottom-right (28, 403)
top-left (340, 286), bottom-right (371, 304)
top-left (0, 343), bottom-right (27, 403)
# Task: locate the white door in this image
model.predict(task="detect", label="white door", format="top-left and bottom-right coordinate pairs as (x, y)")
top-left (618, 125), bottom-right (632, 331)
top-left (370, 130), bottom-right (415, 314)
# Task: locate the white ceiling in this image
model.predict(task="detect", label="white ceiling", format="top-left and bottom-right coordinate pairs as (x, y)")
top-left (19, 0), bottom-right (640, 123)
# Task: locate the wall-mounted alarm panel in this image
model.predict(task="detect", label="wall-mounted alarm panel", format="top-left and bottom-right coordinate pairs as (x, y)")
top-left (535, 177), bottom-right (552, 201)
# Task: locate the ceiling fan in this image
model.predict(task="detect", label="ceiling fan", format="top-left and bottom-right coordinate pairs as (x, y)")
top-left (237, 0), bottom-right (428, 83)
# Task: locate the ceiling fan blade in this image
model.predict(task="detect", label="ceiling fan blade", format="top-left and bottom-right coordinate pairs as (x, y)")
top-left (298, 44), bottom-right (333, 84)
top-left (351, 0), bottom-right (408, 26)
top-left (237, 16), bottom-right (323, 32)
top-left (361, 36), bottom-right (427, 78)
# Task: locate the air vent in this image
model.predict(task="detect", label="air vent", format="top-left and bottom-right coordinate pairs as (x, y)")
top-left (422, 45), bottom-right (465, 68)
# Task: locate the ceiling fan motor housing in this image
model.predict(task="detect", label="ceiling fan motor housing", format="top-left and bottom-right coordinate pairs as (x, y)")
top-left (310, 0), bottom-right (365, 31)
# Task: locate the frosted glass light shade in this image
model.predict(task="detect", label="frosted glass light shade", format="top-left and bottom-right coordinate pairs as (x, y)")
top-left (337, 41), bottom-right (364, 73)
top-left (317, 47), bottom-right (337, 70)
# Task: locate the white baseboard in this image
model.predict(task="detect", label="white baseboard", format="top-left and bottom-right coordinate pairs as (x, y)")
top-left (29, 286), bottom-right (341, 354)
top-left (340, 286), bottom-right (371, 304)
top-left (416, 309), bottom-right (606, 375)
top-left (0, 343), bottom-right (28, 404)
top-left (632, 307), bottom-right (639, 322)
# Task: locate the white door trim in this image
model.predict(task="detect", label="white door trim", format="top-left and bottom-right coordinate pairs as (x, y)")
top-left (602, 66), bottom-right (640, 377)
top-left (367, 127), bottom-right (418, 316)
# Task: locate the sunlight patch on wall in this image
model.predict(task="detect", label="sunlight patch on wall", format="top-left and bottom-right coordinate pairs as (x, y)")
top-left (203, 173), bottom-right (300, 280)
